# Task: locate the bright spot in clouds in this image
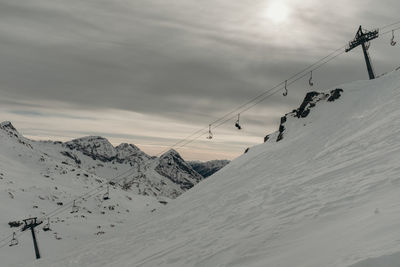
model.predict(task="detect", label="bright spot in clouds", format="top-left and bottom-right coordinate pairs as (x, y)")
top-left (265, 1), bottom-right (290, 24)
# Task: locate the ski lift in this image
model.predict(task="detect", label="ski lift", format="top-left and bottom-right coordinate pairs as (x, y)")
top-left (283, 80), bottom-right (288, 96)
top-left (9, 232), bottom-right (18, 247)
top-left (206, 124), bottom-right (213, 139)
top-left (43, 218), bottom-right (51, 231)
top-left (391, 30), bottom-right (397, 46)
top-left (365, 41), bottom-right (370, 50)
top-left (309, 71), bottom-right (314, 87)
top-left (235, 114), bottom-right (242, 130)
top-left (103, 186), bottom-right (110, 200)
top-left (71, 200), bottom-right (79, 213)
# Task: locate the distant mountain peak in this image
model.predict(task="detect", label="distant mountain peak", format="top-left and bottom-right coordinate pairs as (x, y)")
top-left (116, 143), bottom-right (141, 151)
top-left (65, 136), bottom-right (117, 162)
top-left (0, 121), bottom-right (18, 132)
top-left (160, 149), bottom-right (180, 158)
top-left (188, 160), bottom-right (230, 178)
top-left (69, 135), bottom-right (110, 143)
top-left (156, 149), bottom-right (203, 190)
top-left (115, 143), bottom-right (150, 162)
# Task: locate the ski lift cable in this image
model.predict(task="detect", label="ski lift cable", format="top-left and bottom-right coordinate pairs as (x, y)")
top-left (214, 50), bottom-right (347, 128)
top-left (43, 169), bottom-right (137, 219)
top-left (157, 22), bottom-right (400, 155)
top-left (0, 233), bottom-right (14, 246)
top-left (157, 45), bottom-right (347, 156)
top-left (38, 166), bottom-right (139, 221)
top-left (30, 162), bottom-right (140, 221)
top-left (173, 48), bottom-right (349, 150)
top-left (208, 45), bottom-right (347, 127)
top-left (157, 27), bottom-right (378, 155)
top-left (174, 74), bottom-right (310, 149)
top-left (381, 26), bottom-right (400, 36)
top-left (44, 160), bottom-right (151, 219)
top-left (379, 20), bottom-right (400, 30)
top-left (158, 24), bottom-right (400, 154)
top-left (47, 160), bottom-right (146, 218)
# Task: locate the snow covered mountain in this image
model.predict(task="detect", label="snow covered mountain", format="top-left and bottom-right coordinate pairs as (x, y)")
top-left (0, 123), bottom-right (213, 265)
top-left (0, 125), bottom-right (205, 199)
top-left (189, 160), bottom-right (230, 178)
top-left (19, 69), bottom-right (400, 267)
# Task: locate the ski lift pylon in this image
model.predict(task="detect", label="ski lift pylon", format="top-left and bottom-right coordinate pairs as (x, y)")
top-left (235, 114), bottom-right (242, 130)
top-left (9, 232), bottom-right (18, 247)
top-left (309, 71), bottom-right (314, 87)
top-left (391, 30), bottom-right (397, 46)
top-left (283, 80), bottom-right (288, 96)
top-left (207, 124), bottom-right (213, 139)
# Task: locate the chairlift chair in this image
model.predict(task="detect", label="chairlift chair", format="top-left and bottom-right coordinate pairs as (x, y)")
top-left (9, 232), bottom-right (18, 247)
top-left (391, 30), bottom-right (397, 46)
top-left (309, 71), bottom-right (314, 87)
top-left (43, 218), bottom-right (51, 231)
top-left (206, 124), bottom-right (213, 139)
top-left (283, 80), bottom-right (288, 96)
top-left (235, 114), bottom-right (242, 130)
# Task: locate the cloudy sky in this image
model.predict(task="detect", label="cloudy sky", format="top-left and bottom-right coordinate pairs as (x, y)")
top-left (0, 0), bottom-right (399, 160)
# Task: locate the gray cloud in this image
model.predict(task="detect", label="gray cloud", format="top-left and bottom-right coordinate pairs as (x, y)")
top-left (0, 0), bottom-right (399, 160)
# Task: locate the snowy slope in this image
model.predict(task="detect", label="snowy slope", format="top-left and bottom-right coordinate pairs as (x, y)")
top-left (24, 69), bottom-right (400, 267)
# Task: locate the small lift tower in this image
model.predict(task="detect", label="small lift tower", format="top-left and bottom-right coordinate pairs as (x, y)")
top-left (22, 217), bottom-right (42, 259)
top-left (345, 26), bottom-right (379, 80)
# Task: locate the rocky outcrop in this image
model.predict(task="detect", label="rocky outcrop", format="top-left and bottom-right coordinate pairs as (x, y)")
top-left (264, 88), bottom-right (344, 143)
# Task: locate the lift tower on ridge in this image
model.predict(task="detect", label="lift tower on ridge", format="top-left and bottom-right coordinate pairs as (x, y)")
top-left (345, 25), bottom-right (379, 80)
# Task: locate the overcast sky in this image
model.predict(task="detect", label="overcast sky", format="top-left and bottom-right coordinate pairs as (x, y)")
top-left (0, 0), bottom-right (399, 160)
